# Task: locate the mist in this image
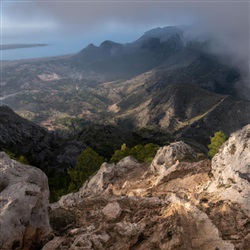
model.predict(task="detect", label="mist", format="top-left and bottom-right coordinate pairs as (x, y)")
top-left (2, 0), bottom-right (249, 88)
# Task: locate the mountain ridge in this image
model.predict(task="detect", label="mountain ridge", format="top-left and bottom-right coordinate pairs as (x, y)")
top-left (1, 25), bottom-right (249, 155)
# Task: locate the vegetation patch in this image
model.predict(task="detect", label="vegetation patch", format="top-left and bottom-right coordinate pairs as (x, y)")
top-left (110, 143), bottom-right (159, 163)
top-left (208, 131), bottom-right (227, 159)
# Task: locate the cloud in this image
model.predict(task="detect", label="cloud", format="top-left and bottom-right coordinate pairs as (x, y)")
top-left (2, 0), bottom-right (249, 68)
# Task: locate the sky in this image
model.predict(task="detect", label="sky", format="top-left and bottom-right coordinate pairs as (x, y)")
top-left (1, 0), bottom-right (249, 61)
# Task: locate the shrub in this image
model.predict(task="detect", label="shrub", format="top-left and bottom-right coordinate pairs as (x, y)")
top-left (208, 131), bottom-right (227, 159)
top-left (110, 143), bottom-right (132, 163)
top-left (110, 143), bottom-right (159, 163)
top-left (68, 147), bottom-right (104, 192)
top-left (4, 149), bottom-right (29, 165)
top-left (49, 172), bottom-right (70, 202)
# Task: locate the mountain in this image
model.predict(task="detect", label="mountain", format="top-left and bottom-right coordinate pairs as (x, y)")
top-left (72, 26), bottom-right (241, 96)
top-left (0, 106), bottom-right (85, 172)
top-left (110, 83), bottom-right (250, 146)
top-left (72, 26), bottom-right (186, 79)
top-left (0, 106), bottom-right (152, 169)
top-left (1, 25), bottom-right (249, 249)
top-left (1, 25), bottom-right (249, 151)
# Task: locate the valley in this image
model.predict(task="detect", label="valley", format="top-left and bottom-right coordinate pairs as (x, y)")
top-left (1, 27), bottom-right (249, 137)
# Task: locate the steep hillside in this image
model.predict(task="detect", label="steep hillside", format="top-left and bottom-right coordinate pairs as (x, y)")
top-left (111, 84), bottom-right (250, 146)
top-left (0, 105), bottom-right (85, 172)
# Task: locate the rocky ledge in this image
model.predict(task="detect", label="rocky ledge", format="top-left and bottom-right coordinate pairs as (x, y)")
top-left (44, 125), bottom-right (249, 250)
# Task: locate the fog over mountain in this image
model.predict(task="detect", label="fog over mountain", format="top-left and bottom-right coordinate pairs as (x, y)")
top-left (3, 0), bottom-right (248, 91)
top-left (4, 1), bottom-right (249, 57)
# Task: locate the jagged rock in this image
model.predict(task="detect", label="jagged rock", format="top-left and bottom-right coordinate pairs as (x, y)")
top-left (149, 141), bottom-right (197, 174)
top-left (155, 159), bottom-right (211, 186)
top-left (80, 156), bottom-right (141, 195)
top-left (0, 152), bottom-right (51, 250)
top-left (207, 124), bottom-right (250, 215)
top-left (46, 126), bottom-right (249, 249)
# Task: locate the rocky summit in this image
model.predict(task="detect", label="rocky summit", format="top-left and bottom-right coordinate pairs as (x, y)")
top-left (36, 125), bottom-right (249, 249)
top-left (0, 152), bottom-right (51, 250)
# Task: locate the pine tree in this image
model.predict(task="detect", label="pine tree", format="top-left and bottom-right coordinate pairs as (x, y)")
top-left (68, 147), bottom-right (104, 192)
top-left (208, 131), bottom-right (227, 159)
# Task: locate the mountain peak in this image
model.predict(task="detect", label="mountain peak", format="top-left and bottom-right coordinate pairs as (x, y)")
top-left (140, 26), bottom-right (183, 42)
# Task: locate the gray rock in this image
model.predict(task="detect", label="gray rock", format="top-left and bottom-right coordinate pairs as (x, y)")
top-left (0, 152), bottom-right (51, 250)
top-left (149, 141), bottom-right (197, 174)
top-left (80, 156), bottom-right (141, 195)
top-left (102, 202), bottom-right (121, 220)
top-left (207, 124), bottom-right (250, 215)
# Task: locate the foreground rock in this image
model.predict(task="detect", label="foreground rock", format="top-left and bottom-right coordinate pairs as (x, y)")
top-left (207, 124), bottom-right (250, 215)
top-left (46, 126), bottom-right (249, 249)
top-left (0, 152), bottom-right (51, 250)
top-left (149, 141), bottom-right (197, 174)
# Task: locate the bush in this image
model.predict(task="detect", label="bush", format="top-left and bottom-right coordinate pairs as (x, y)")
top-left (110, 143), bottom-right (159, 163)
top-left (49, 172), bottom-right (70, 202)
top-left (110, 143), bottom-right (132, 163)
top-left (68, 147), bottom-right (104, 192)
top-left (208, 131), bottom-right (227, 159)
top-left (4, 149), bottom-right (29, 165)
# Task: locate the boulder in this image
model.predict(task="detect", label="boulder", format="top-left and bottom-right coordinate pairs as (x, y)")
top-left (149, 141), bottom-right (197, 174)
top-left (0, 152), bottom-right (51, 250)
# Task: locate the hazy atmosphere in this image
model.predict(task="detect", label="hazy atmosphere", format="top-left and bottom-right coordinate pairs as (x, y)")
top-left (1, 0), bottom-right (249, 61)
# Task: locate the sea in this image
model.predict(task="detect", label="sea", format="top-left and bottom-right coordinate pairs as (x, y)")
top-left (1, 41), bottom-right (87, 61)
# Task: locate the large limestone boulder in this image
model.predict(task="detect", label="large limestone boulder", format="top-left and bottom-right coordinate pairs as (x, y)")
top-left (149, 141), bottom-right (197, 174)
top-left (0, 152), bottom-right (51, 250)
top-left (207, 124), bottom-right (250, 215)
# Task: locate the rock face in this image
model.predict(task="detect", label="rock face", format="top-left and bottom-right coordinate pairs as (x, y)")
top-left (149, 141), bottom-right (197, 174)
top-left (207, 124), bottom-right (250, 215)
top-left (0, 152), bottom-right (51, 250)
top-left (81, 156), bottom-right (142, 194)
top-left (44, 126), bottom-right (249, 250)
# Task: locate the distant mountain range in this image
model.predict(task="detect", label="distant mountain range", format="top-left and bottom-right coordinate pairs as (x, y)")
top-left (1, 25), bottom-right (249, 164)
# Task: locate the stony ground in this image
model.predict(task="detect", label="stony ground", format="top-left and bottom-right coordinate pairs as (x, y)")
top-left (43, 125), bottom-right (250, 250)
top-left (1, 126), bottom-right (249, 250)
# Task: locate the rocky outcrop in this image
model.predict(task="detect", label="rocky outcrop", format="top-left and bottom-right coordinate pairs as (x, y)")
top-left (0, 152), bottom-right (51, 250)
top-left (149, 141), bottom-right (197, 174)
top-left (45, 126), bottom-right (249, 249)
top-left (81, 156), bottom-right (142, 195)
top-left (207, 124), bottom-right (250, 215)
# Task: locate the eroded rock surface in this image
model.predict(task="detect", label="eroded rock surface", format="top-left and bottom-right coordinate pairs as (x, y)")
top-left (0, 152), bottom-right (51, 250)
top-left (149, 141), bottom-right (197, 174)
top-left (45, 126), bottom-right (249, 250)
top-left (207, 124), bottom-right (250, 215)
